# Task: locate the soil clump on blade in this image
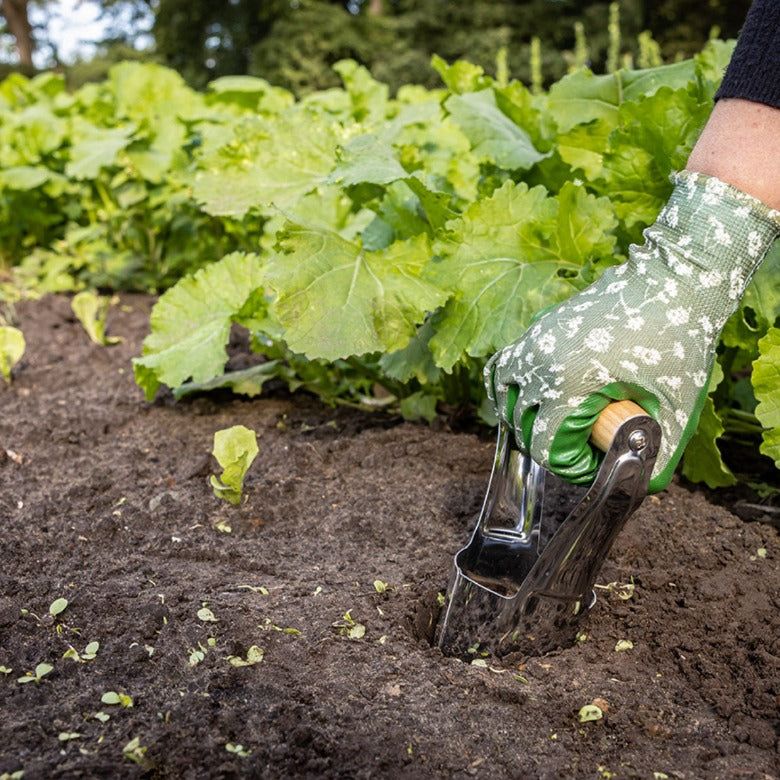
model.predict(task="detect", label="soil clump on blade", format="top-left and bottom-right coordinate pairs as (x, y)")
top-left (0, 295), bottom-right (778, 778)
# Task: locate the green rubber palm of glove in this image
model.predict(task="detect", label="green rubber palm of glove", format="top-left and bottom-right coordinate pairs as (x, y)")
top-left (484, 171), bottom-right (780, 493)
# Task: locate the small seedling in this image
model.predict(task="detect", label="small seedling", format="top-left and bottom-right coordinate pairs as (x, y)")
top-left (578, 704), bottom-right (604, 723)
top-left (63, 641), bottom-right (99, 662)
top-left (17, 662), bottom-right (53, 684)
top-left (210, 425), bottom-right (259, 505)
top-left (258, 618), bottom-right (300, 635)
top-left (49, 598), bottom-right (68, 617)
top-left (71, 291), bottom-right (121, 346)
top-left (101, 691), bottom-right (133, 707)
top-left (373, 580), bottom-right (389, 594)
top-left (436, 592), bottom-right (446, 607)
top-left (333, 610), bottom-right (366, 639)
top-left (123, 736), bottom-right (147, 764)
top-left (0, 665), bottom-right (12, 675)
top-left (594, 580), bottom-right (635, 600)
top-left (58, 732), bottom-right (81, 742)
top-left (614, 639), bottom-right (634, 652)
top-left (189, 648), bottom-right (206, 667)
top-left (0, 325), bottom-right (25, 382)
top-left (471, 658), bottom-right (488, 668)
top-left (93, 712), bottom-right (110, 723)
top-left (227, 645), bottom-right (264, 667)
top-left (197, 607), bottom-right (218, 623)
top-left (225, 743), bottom-right (252, 757)
top-left (1, 770), bottom-right (24, 779)
top-left (236, 584), bottom-right (269, 595)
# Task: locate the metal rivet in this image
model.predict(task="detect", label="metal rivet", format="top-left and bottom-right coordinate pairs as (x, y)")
top-left (629, 430), bottom-right (647, 452)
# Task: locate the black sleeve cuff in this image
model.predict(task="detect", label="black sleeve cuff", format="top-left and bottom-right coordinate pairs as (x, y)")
top-left (715, 0), bottom-right (780, 109)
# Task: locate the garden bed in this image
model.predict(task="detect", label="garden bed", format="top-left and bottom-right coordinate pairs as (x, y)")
top-left (0, 296), bottom-right (777, 778)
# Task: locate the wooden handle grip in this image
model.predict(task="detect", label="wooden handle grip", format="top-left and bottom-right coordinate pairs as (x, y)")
top-left (590, 400), bottom-right (647, 453)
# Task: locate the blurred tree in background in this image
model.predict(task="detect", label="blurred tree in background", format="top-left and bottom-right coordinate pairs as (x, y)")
top-left (150, 0), bottom-right (754, 92)
top-left (1, 0), bottom-right (753, 91)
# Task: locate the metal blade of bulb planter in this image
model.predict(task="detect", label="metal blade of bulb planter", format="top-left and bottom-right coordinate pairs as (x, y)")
top-left (435, 415), bottom-right (661, 659)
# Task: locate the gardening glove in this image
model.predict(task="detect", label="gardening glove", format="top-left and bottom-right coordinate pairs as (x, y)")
top-left (484, 171), bottom-right (780, 493)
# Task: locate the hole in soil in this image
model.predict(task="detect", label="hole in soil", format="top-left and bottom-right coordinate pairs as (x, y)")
top-left (409, 588), bottom-right (444, 646)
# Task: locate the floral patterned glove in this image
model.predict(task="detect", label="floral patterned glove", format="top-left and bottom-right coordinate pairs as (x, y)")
top-left (484, 171), bottom-right (780, 492)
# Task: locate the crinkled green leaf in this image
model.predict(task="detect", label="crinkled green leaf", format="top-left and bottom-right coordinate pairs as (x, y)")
top-left (193, 110), bottom-right (339, 217)
top-left (379, 320), bottom-right (440, 385)
top-left (71, 291), bottom-right (120, 346)
top-left (445, 90), bottom-right (547, 170)
top-left (549, 61), bottom-right (697, 134)
top-left (753, 328), bottom-right (780, 467)
top-left (132, 252), bottom-right (265, 399)
top-left (1, 165), bottom-right (51, 190)
top-left (681, 396), bottom-right (736, 487)
top-left (328, 133), bottom-right (408, 187)
top-left (333, 59), bottom-right (388, 123)
top-left (210, 424), bottom-right (259, 505)
top-left (556, 118), bottom-right (613, 180)
top-left (399, 391), bottom-right (438, 423)
top-left (0, 326), bottom-right (25, 382)
top-left (266, 228), bottom-right (446, 360)
top-left (595, 86), bottom-right (711, 231)
top-left (722, 242), bottom-right (780, 355)
top-left (65, 123), bottom-right (134, 180)
top-left (427, 181), bottom-right (616, 370)
top-left (431, 55), bottom-right (492, 95)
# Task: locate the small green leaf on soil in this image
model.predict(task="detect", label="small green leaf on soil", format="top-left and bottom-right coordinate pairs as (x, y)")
top-left (436, 592), bottom-right (446, 607)
top-left (578, 704), bottom-right (603, 723)
top-left (71, 291), bottom-right (122, 346)
top-left (513, 673), bottom-right (529, 684)
top-left (197, 607), bottom-right (218, 622)
top-left (653, 773), bottom-right (669, 780)
top-left (102, 691), bottom-right (133, 707)
top-left (228, 645), bottom-right (265, 667)
top-left (49, 598), bottom-right (68, 617)
top-left (347, 624), bottom-right (366, 640)
top-left (63, 647), bottom-right (81, 661)
top-left (614, 639), bottom-right (634, 652)
top-left (576, 631), bottom-right (588, 642)
top-left (123, 736), bottom-right (147, 764)
top-left (82, 641), bottom-right (99, 659)
top-left (225, 743), bottom-right (252, 757)
top-left (93, 712), bottom-right (110, 723)
top-left (470, 658), bottom-right (488, 668)
top-left (189, 649), bottom-right (205, 666)
top-left (373, 580), bottom-right (388, 593)
top-left (58, 732), bottom-right (81, 742)
top-left (210, 425), bottom-right (259, 505)
top-left (0, 665), bottom-right (12, 674)
top-left (757, 548), bottom-right (767, 559)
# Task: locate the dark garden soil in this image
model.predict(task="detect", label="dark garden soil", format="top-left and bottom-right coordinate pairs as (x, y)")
top-left (0, 295), bottom-right (778, 780)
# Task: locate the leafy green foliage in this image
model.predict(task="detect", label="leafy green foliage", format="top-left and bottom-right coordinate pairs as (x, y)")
top-left (2, 35), bottom-right (776, 486)
top-left (753, 329), bottom-right (780, 468)
top-left (210, 425), bottom-right (259, 505)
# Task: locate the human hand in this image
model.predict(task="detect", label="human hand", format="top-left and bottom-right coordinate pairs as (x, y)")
top-left (485, 171), bottom-right (780, 492)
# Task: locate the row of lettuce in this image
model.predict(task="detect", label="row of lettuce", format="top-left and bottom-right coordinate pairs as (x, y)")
top-left (0, 44), bottom-right (777, 487)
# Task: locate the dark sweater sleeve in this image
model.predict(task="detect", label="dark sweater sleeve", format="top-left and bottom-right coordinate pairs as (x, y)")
top-left (715, 0), bottom-right (780, 109)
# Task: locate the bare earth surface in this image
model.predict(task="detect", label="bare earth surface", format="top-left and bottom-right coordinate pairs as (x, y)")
top-left (0, 296), bottom-right (778, 779)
